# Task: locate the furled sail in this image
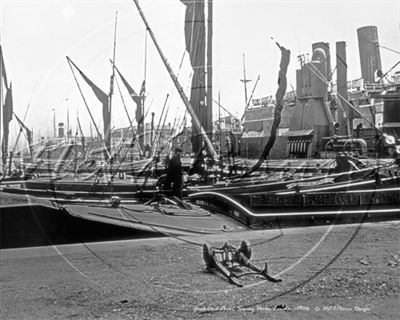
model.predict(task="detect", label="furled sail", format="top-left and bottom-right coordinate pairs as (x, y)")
top-left (113, 64), bottom-right (145, 153)
top-left (0, 45), bottom-right (8, 85)
top-left (68, 58), bottom-right (111, 160)
top-left (132, 0), bottom-right (215, 158)
top-left (1, 46), bottom-right (13, 169)
top-left (137, 80), bottom-right (146, 153)
top-left (248, 43), bottom-right (290, 174)
top-left (180, 0), bottom-right (208, 154)
top-left (135, 80), bottom-right (146, 121)
top-left (1, 86), bottom-right (13, 166)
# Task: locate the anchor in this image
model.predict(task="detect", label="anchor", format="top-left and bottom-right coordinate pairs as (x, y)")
top-left (202, 240), bottom-right (282, 287)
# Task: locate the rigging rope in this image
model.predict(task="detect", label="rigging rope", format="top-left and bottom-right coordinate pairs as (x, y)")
top-left (305, 62), bottom-right (385, 135)
top-left (118, 205), bottom-right (204, 247)
top-left (118, 198), bottom-right (285, 249)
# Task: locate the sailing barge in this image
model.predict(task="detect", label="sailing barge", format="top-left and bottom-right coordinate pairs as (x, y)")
top-left (1, 2), bottom-right (399, 241)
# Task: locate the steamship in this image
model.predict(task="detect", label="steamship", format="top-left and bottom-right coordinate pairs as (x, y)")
top-left (239, 26), bottom-right (399, 164)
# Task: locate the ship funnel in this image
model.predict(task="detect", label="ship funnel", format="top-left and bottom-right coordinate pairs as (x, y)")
top-left (58, 122), bottom-right (65, 138)
top-left (336, 41), bottom-right (352, 135)
top-left (357, 26), bottom-right (382, 83)
top-left (374, 69), bottom-right (383, 82)
top-left (312, 42), bottom-right (332, 81)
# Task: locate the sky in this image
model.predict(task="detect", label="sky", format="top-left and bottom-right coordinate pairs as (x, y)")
top-left (1, 0), bottom-right (399, 145)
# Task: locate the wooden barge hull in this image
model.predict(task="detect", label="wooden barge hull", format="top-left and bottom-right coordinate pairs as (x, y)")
top-left (61, 203), bottom-right (247, 236)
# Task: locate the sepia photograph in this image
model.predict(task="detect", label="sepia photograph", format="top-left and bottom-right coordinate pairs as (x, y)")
top-left (1, 0), bottom-right (399, 319)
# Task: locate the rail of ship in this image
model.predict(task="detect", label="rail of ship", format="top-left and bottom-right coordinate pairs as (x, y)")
top-left (249, 187), bottom-right (400, 208)
top-left (189, 189), bottom-right (400, 225)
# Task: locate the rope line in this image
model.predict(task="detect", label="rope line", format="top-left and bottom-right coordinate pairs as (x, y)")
top-left (118, 205), bottom-right (204, 247)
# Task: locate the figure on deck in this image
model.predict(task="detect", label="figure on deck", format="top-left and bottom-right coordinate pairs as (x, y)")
top-left (225, 132), bottom-right (237, 176)
top-left (144, 144), bottom-right (152, 159)
top-left (333, 152), bottom-right (353, 173)
top-left (314, 163), bottom-right (323, 176)
top-left (164, 147), bottom-right (184, 198)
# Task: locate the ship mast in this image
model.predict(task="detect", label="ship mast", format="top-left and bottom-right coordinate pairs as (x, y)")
top-left (107, 11), bottom-right (118, 159)
top-left (66, 100), bottom-right (70, 142)
top-left (247, 75), bottom-right (260, 109)
top-left (53, 109), bottom-right (56, 138)
top-left (206, 0), bottom-right (213, 144)
top-left (139, 28), bottom-right (147, 155)
top-left (132, 0), bottom-right (215, 156)
top-left (240, 53), bottom-right (251, 111)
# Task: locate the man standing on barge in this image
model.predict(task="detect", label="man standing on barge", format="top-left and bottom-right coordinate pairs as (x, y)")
top-left (164, 147), bottom-right (184, 199)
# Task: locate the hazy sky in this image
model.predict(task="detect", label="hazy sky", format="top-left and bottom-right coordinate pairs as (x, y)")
top-left (1, 0), bottom-right (399, 142)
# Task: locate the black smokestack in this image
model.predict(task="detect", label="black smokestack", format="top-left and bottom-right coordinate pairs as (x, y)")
top-left (357, 26), bottom-right (382, 83)
top-left (336, 41), bottom-right (352, 135)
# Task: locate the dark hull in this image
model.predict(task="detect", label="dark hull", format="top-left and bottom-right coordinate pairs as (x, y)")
top-left (189, 186), bottom-right (400, 228)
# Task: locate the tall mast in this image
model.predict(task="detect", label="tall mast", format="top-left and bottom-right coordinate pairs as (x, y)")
top-left (139, 28), bottom-right (148, 154)
top-left (143, 29), bottom-right (148, 82)
top-left (240, 53), bottom-right (251, 110)
top-left (150, 112), bottom-right (154, 148)
top-left (66, 100), bottom-right (70, 141)
top-left (218, 91), bottom-right (221, 155)
top-left (107, 11), bottom-right (118, 157)
top-left (53, 108), bottom-right (56, 138)
top-left (206, 0), bottom-right (213, 143)
top-left (143, 28), bottom-right (147, 134)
